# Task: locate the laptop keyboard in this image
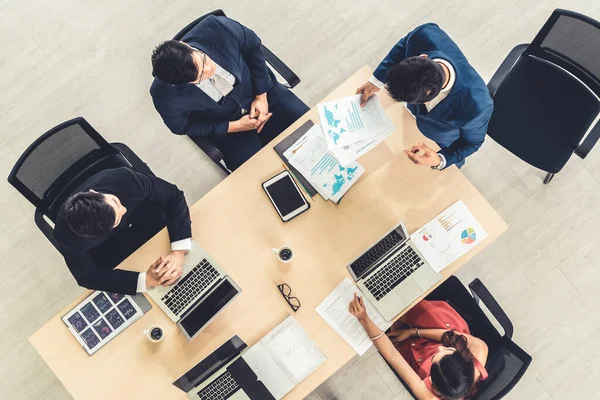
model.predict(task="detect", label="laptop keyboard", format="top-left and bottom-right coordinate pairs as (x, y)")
top-left (161, 259), bottom-right (219, 316)
top-left (364, 246), bottom-right (424, 301)
top-left (349, 229), bottom-right (404, 278)
top-left (197, 371), bottom-right (240, 400)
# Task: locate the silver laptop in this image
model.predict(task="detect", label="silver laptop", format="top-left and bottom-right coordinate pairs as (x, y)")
top-left (147, 240), bottom-right (241, 341)
top-left (173, 336), bottom-right (293, 400)
top-left (347, 222), bottom-right (441, 321)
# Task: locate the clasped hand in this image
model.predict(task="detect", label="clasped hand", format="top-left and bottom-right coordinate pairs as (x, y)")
top-left (250, 94), bottom-right (272, 133)
top-left (404, 143), bottom-right (442, 167)
top-left (146, 250), bottom-right (186, 288)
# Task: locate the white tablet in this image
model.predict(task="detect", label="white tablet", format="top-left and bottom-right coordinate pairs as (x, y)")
top-left (262, 170), bottom-right (310, 222)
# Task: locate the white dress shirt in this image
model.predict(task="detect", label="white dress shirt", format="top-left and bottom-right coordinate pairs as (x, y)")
top-left (195, 61), bottom-right (235, 102)
top-left (136, 238), bottom-right (192, 292)
top-left (369, 58), bottom-right (456, 169)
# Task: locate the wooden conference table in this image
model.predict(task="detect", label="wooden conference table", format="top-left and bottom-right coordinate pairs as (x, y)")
top-left (30, 66), bottom-right (507, 400)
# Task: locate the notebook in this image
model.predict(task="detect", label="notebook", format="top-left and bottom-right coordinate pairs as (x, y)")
top-left (273, 120), bottom-right (318, 197)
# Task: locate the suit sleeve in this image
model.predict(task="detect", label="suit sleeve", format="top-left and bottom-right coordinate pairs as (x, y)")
top-left (130, 171), bottom-right (192, 243)
top-left (151, 94), bottom-right (229, 139)
top-left (214, 16), bottom-right (271, 96)
top-left (373, 35), bottom-right (408, 84)
top-left (438, 104), bottom-right (493, 167)
top-left (61, 246), bottom-right (140, 295)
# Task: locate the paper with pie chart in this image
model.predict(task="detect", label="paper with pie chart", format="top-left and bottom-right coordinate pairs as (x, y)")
top-left (410, 200), bottom-right (488, 273)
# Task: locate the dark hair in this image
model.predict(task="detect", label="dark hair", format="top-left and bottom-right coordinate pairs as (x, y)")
top-left (62, 191), bottom-right (116, 237)
top-left (385, 56), bottom-right (445, 104)
top-left (151, 40), bottom-right (198, 84)
top-left (429, 331), bottom-right (478, 400)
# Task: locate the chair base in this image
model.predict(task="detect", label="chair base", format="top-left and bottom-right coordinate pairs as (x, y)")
top-left (543, 172), bottom-right (555, 184)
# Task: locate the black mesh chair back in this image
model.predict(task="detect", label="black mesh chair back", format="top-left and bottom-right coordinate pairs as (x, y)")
top-left (487, 9), bottom-right (600, 183)
top-left (8, 117), bottom-right (153, 250)
top-left (526, 9), bottom-right (600, 97)
top-left (383, 276), bottom-right (531, 400)
top-left (173, 10), bottom-right (225, 41)
top-left (7, 118), bottom-right (122, 217)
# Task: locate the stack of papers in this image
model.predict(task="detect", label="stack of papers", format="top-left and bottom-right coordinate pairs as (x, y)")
top-left (317, 94), bottom-right (395, 166)
top-left (410, 200), bottom-right (489, 272)
top-left (285, 125), bottom-right (365, 203)
top-left (316, 278), bottom-right (392, 355)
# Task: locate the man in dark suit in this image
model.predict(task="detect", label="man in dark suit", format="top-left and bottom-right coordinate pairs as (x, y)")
top-left (54, 167), bottom-right (192, 295)
top-left (150, 15), bottom-right (309, 171)
top-left (357, 23), bottom-right (493, 169)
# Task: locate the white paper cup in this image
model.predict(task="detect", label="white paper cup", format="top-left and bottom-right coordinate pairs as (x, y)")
top-left (272, 246), bottom-right (294, 263)
top-left (143, 325), bottom-right (164, 342)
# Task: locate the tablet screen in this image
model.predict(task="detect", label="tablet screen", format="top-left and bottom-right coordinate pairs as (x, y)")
top-left (265, 175), bottom-right (306, 217)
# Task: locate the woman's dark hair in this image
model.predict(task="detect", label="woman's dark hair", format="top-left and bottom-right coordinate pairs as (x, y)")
top-left (385, 56), bottom-right (445, 104)
top-left (151, 40), bottom-right (198, 84)
top-left (429, 331), bottom-right (478, 400)
top-left (63, 191), bottom-right (115, 237)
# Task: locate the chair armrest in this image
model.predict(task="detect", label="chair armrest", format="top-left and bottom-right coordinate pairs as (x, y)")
top-left (575, 120), bottom-right (600, 159)
top-left (469, 278), bottom-right (514, 340)
top-left (488, 43), bottom-right (529, 97)
top-left (35, 208), bottom-right (60, 252)
top-left (111, 142), bottom-right (155, 177)
top-left (262, 45), bottom-right (301, 89)
top-left (188, 136), bottom-right (230, 174)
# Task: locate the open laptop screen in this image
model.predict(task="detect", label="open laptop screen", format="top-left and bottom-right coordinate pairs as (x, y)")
top-left (172, 335), bottom-right (247, 392)
top-left (178, 278), bottom-right (240, 340)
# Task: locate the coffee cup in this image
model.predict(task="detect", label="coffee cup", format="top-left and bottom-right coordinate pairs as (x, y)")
top-left (272, 246), bottom-right (294, 263)
top-left (143, 325), bottom-right (164, 342)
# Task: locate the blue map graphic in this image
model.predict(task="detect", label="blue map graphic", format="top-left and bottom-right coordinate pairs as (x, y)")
top-left (332, 175), bottom-right (345, 196)
top-left (324, 106), bottom-right (340, 128)
top-left (322, 166), bottom-right (360, 197)
top-left (324, 106), bottom-right (349, 145)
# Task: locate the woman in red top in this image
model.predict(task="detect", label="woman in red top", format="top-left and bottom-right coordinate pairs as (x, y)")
top-left (348, 294), bottom-right (489, 400)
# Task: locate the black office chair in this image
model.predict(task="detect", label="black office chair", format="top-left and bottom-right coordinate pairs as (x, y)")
top-left (7, 117), bottom-right (155, 252)
top-left (383, 276), bottom-right (532, 400)
top-left (171, 9), bottom-right (302, 173)
top-left (487, 9), bottom-right (600, 184)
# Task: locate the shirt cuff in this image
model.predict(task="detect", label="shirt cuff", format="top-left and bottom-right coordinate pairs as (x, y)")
top-left (437, 153), bottom-right (447, 170)
top-left (171, 238), bottom-right (192, 252)
top-left (369, 75), bottom-right (385, 89)
top-left (137, 272), bottom-right (147, 293)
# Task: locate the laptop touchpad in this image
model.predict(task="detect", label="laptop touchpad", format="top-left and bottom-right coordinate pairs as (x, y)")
top-left (395, 279), bottom-right (423, 305)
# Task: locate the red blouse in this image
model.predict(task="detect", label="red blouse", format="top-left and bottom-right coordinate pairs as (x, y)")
top-left (393, 300), bottom-right (488, 388)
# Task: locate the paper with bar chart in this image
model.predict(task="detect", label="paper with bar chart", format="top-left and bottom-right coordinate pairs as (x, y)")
top-left (317, 94), bottom-right (395, 153)
top-left (409, 200), bottom-right (488, 272)
top-left (286, 124), bottom-right (365, 203)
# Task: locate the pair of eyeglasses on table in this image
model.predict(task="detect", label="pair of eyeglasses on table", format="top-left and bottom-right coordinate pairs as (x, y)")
top-left (277, 283), bottom-right (301, 312)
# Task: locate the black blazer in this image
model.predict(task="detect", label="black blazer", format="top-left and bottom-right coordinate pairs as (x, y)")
top-left (54, 168), bottom-right (192, 294)
top-left (150, 15), bottom-right (276, 140)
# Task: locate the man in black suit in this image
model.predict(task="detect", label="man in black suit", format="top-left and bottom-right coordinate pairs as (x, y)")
top-left (54, 167), bottom-right (192, 295)
top-left (150, 15), bottom-right (309, 171)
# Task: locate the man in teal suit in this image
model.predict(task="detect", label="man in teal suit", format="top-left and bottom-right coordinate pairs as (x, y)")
top-left (357, 23), bottom-right (493, 169)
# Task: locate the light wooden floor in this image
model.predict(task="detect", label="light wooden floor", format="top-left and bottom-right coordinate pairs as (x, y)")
top-left (2, 0), bottom-right (600, 399)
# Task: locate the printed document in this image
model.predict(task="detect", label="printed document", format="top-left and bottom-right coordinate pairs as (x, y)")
top-left (316, 278), bottom-right (392, 356)
top-left (317, 94), bottom-right (395, 151)
top-left (286, 124), bottom-right (365, 203)
top-left (410, 200), bottom-right (488, 272)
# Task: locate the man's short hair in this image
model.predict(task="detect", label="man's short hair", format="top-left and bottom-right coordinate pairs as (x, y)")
top-left (63, 192), bottom-right (115, 237)
top-left (385, 56), bottom-right (445, 104)
top-left (151, 40), bottom-right (198, 85)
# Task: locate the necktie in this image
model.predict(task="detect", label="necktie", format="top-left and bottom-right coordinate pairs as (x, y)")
top-left (210, 74), bottom-right (233, 98)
